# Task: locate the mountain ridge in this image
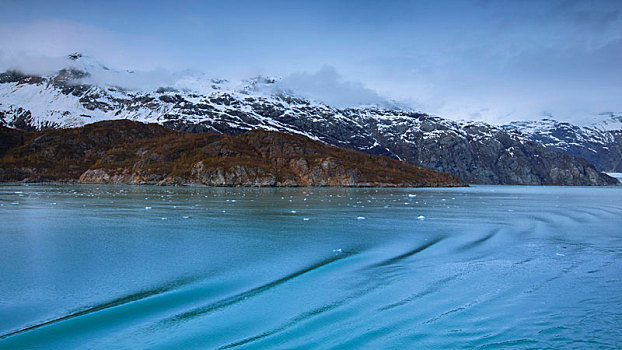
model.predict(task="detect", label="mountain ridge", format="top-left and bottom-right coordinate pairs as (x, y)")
top-left (0, 54), bottom-right (618, 186)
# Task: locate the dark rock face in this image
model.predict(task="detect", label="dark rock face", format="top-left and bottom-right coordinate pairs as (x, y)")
top-left (504, 118), bottom-right (622, 173)
top-left (350, 115), bottom-right (617, 185)
top-left (0, 126), bottom-right (24, 156)
top-left (0, 67), bottom-right (618, 185)
top-left (0, 120), bottom-right (465, 187)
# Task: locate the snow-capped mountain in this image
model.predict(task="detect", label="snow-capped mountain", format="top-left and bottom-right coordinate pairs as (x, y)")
top-left (0, 54), bottom-right (618, 185)
top-left (503, 116), bottom-right (622, 172)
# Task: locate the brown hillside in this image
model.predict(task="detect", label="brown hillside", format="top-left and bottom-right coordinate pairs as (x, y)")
top-left (0, 120), bottom-right (466, 187)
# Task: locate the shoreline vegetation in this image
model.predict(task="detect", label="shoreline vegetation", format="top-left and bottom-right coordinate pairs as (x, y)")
top-left (0, 120), bottom-right (466, 188)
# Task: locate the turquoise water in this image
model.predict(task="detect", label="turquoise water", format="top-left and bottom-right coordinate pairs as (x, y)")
top-left (0, 184), bottom-right (621, 349)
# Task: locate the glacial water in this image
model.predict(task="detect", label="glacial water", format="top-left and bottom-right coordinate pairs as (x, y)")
top-left (0, 184), bottom-right (621, 349)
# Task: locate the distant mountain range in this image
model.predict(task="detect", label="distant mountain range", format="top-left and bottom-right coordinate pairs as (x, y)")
top-left (503, 116), bottom-right (622, 173)
top-left (0, 54), bottom-right (619, 186)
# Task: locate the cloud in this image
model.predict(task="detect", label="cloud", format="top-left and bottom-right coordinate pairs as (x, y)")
top-left (0, 52), bottom-right (68, 76)
top-left (0, 19), bottom-right (216, 91)
top-left (0, 19), bottom-right (184, 73)
top-left (548, 0), bottom-right (621, 31)
top-left (83, 67), bottom-right (184, 92)
top-left (278, 65), bottom-right (392, 109)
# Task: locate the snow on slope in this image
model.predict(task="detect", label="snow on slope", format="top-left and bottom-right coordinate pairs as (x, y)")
top-left (503, 118), bottom-right (616, 153)
top-left (503, 117), bottom-right (622, 172)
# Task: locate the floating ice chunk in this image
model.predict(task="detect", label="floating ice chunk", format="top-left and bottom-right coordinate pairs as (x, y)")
top-left (417, 215), bottom-right (425, 220)
top-left (357, 216), bottom-right (366, 220)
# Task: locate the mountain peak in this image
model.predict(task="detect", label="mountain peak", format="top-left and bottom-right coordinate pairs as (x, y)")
top-left (68, 52), bottom-right (83, 61)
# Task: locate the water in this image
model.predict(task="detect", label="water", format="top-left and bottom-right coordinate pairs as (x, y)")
top-left (0, 184), bottom-right (621, 349)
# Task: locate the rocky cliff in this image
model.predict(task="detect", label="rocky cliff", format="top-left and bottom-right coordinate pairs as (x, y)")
top-left (0, 120), bottom-right (465, 187)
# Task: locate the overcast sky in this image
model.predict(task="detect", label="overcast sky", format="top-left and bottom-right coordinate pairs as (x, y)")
top-left (0, 0), bottom-right (621, 124)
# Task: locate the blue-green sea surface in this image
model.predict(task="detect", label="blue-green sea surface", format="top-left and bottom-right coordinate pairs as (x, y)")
top-left (0, 184), bottom-right (621, 349)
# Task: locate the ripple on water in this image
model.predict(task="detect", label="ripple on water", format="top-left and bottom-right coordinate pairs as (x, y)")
top-left (0, 185), bottom-right (621, 348)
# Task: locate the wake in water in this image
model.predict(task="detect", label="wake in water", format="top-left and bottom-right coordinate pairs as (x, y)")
top-left (0, 185), bottom-right (621, 348)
